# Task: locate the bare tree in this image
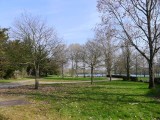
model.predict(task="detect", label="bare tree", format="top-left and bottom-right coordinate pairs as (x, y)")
top-left (95, 24), bottom-right (117, 81)
top-left (85, 39), bottom-right (102, 84)
top-left (79, 45), bottom-right (87, 78)
top-left (52, 44), bottom-right (68, 78)
top-left (12, 13), bottom-right (60, 89)
top-left (114, 53), bottom-right (125, 75)
top-left (121, 40), bottom-right (132, 80)
top-left (97, 0), bottom-right (160, 88)
top-left (68, 44), bottom-right (81, 77)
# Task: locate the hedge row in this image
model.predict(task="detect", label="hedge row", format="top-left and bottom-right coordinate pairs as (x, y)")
top-left (106, 75), bottom-right (125, 78)
top-left (107, 75), bottom-right (160, 84)
top-left (123, 77), bottom-right (160, 84)
top-left (106, 75), bottom-right (139, 81)
top-left (122, 76), bottom-right (138, 81)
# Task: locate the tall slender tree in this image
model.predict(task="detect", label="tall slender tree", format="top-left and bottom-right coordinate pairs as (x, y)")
top-left (95, 24), bottom-right (116, 81)
top-left (85, 39), bottom-right (102, 84)
top-left (68, 44), bottom-right (81, 77)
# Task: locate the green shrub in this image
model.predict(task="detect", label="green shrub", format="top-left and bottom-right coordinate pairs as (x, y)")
top-left (130, 76), bottom-right (138, 81)
top-left (107, 75), bottom-right (125, 78)
top-left (122, 76), bottom-right (128, 81)
top-left (122, 76), bottom-right (138, 81)
top-left (154, 78), bottom-right (160, 84)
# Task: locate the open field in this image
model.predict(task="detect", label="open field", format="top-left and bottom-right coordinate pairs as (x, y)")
top-left (42, 75), bottom-right (150, 82)
top-left (0, 75), bottom-right (149, 83)
top-left (0, 80), bottom-right (159, 119)
top-left (0, 76), bottom-right (107, 83)
top-left (42, 75), bottom-right (107, 81)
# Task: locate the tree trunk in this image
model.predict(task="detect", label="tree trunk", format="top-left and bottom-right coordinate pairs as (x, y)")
top-left (61, 63), bottom-right (64, 79)
top-left (35, 64), bottom-right (39, 89)
top-left (91, 66), bottom-right (94, 84)
top-left (126, 55), bottom-right (130, 80)
top-left (71, 59), bottom-right (74, 77)
top-left (143, 70), bottom-right (146, 78)
top-left (29, 69), bottom-right (32, 77)
top-left (75, 61), bottom-right (78, 77)
top-left (83, 63), bottom-right (86, 78)
top-left (109, 70), bottom-right (112, 82)
top-left (114, 65), bottom-right (117, 75)
top-left (147, 9), bottom-right (155, 89)
top-left (107, 69), bottom-right (112, 81)
top-left (136, 58), bottom-right (138, 77)
top-left (35, 77), bottom-right (39, 89)
top-left (45, 72), bottom-right (48, 77)
top-left (148, 60), bottom-right (155, 89)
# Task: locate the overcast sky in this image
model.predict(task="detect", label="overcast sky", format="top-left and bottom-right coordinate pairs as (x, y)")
top-left (0, 0), bottom-right (101, 45)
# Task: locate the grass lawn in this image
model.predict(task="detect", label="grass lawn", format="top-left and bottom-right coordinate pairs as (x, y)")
top-left (138, 77), bottom-right (149, 81)
top-left (0, 81), bottom-right (159, 119)
top-left (42, 75), bottom-right (107, 82)
top-left (0, 77), bottom-right (34, 83)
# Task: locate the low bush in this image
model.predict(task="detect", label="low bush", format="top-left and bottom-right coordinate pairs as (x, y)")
top-left (122, 76), bottom-right (128, 81)
top-left (106, 75), bottom-right (125, 78)
top-left (130, 76), bottom-right (138, 81)
top-left (122, 76), bottom-right (138, 81)
top-left (154, 78), bottom-right (160, 84)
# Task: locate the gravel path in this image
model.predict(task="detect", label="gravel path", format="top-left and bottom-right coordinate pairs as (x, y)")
top-left (0, 100), bottom-right (30, 107)
top-left (0, 78), bottom-right (121, 88)
top-left (0, 80), bottom-right (34, 88)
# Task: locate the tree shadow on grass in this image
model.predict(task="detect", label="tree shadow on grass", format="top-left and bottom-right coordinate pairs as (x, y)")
top-left (146, 85), bottom-right (160, 98)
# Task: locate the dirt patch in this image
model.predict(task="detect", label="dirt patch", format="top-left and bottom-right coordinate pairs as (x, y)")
top-left (0, 100), bottom-right (30, 107)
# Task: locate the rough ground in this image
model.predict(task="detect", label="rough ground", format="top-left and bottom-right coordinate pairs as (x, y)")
top-left (0, 80), bottom-right (34, 88)
top-left (0, 78), bottom-right (120, 88)
top-left (0, 100), bottom-right (30, 107)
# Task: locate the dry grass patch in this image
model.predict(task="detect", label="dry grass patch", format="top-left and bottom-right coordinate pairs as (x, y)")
top-left (0, 102), bottom-right (69, 120)
top-left (0, 86), bottom-right (71, 120)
